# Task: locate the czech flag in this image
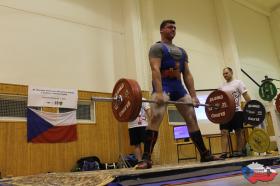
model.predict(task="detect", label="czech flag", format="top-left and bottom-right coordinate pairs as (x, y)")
top-left (27, 108), bottom-right (77, 143)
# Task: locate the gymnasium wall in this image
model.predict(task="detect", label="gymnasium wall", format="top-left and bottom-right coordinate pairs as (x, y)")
top-left (228, 0), bottom-right (280, 100)
top-left (0, 82), bottom-right (136, 177)
top-left (0, 0), bottom-right (279, 98)
top-left (0, 0), bottom-right (149, 92)
top-left (270, 7), bottom-right (280, 68)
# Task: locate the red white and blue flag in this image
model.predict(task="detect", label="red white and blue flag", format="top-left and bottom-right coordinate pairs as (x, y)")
top-left (27, 108), bottom-right (77, 143)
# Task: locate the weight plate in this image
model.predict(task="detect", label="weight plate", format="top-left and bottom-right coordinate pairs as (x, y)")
top-left (243, 100), bottom-right (266, 126)
top-left (248, 128), bottom-right (270, 153)
top-left (259, 81), bottom-right (277, 101)
top-left (112, 79), bottom-right (142, 122)
top-left (205, 90), bottom-right (235, 124)
top-left (275, 94), bottom-right (280, 113)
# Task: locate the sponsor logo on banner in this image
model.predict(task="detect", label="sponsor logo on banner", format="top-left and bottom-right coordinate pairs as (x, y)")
top-left (242, 162), bottom-right (278, 183)
top-left (28, 86), bottom-right (78, 109)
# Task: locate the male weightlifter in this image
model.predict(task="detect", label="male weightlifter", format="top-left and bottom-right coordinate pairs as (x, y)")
top-left (135, 20), bottom-right (220, 169)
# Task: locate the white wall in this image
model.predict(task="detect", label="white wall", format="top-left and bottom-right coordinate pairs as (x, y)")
top-left (270, 7), bottom-right (280, 65)
top-left (228, 0), bottom-right (280, 99)
top-left (0, 0), bottom-right (149, 92)
top-left (122, 0), bottom-right (150, 90)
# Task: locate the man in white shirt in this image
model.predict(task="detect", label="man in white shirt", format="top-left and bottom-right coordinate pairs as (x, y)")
top-left (128, 100), bottom-right (151, 161)
top-left (219, 67), bottom-right (251, 159)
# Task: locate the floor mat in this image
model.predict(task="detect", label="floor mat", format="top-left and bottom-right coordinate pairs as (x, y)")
top-left (0, 171), bottom-right (115, 186)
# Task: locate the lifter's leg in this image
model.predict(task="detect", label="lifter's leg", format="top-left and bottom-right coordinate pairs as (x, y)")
top-left (176, 96), bottom-right (220, 162)
top-left (135, 94), bottom-right (167, 169)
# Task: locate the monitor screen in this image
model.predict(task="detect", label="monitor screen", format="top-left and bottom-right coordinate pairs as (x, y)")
top-left (173, 125), bottom-right (190, 140)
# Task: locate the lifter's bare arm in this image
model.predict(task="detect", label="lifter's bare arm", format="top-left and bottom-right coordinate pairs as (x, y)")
top-left (182, 63), bottom-right (199, 106)
top-left (150, 57), bottom-right (164, 104)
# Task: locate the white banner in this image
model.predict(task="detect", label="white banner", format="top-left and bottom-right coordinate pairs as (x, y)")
top-left (28, 86), bottom-right (78, 109)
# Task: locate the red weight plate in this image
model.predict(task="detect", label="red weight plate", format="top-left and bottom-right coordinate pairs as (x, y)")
top-left (275, 94), bottom-right (280, 113)
top-left (112, 78), bottom-right (142, 122)
top-left (205, 90), bottom-right (235, 124)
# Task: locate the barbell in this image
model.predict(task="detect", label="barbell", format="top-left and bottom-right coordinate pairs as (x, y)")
top-left (92, 78), bottom-right (236, 123)
top-left (91, 78), bottom-right (266, 125)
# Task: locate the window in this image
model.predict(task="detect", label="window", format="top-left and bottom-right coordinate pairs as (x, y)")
top-left (167, 90), bottom-right (214, 125)
top-left (0, 94), bottom-right (27, 119)
top-left (0, 94), bottom-right (95, 123)
top-left (59, 101), bottom-right (96, 123)
top-left (167, 89), bottom-right (221, 134)
top-left (194, 90), bottom-right (214, 123)
top-left (167, 106), bottom-right (184, 125)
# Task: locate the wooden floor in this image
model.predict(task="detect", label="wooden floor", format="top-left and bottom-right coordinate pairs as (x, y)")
top-left (0, 154), bottom-right (279, 186)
